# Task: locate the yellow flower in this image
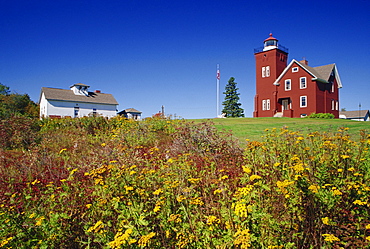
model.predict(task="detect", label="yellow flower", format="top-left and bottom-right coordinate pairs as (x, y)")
top-left (101, 143), bottom-right (106, 147)
top-left (86, 204), bottom-right (92, 209)
top-left (188, 178), bottom-right (201, 184)
top-left (365, 224), bottom-right (370, 229)
top-left (35, 216), bottom-right (45, 226)
top-left (214, 189), bottom-right (223, 194)
top-left (153, 188), bottom-right (163, 195)
top-left (337, 168), bottom-right (343, 172)
top-left (234, 229), bottom-right (251, 248)
top-left (176, 195), bottom-right (186, 202)
top-left (366, 236), bottom-right (370, 241)
top-left (220, 175), bottom-right (229, 180)
top-left (189, 197), bottom-right (204, 206)
top-left (273, 162), bottom-right (281, 167)
top-left (332, 189), bottom-right (342, 196)
top-left (137, 232), bottom-right (156, 247)
top-left (59, 148), bottom-right (67, 154)
top-left (341, 155), bottom-right (350, 159)
top-left (308, 185), bottom-right (320, 193)
top-left (249, 174), bottom-right (262, 181)
top-left (29, 213), bottom-right (36, 219)
top-left (348, 167), bottom-right (355, 172)
top-left (353, 200), bottom-right (367, 205)
top-left (0, 237), bottom-right (13, 247)
top-left (87, 220), bottom-right (104, 233)
top-left (242, 166), bottom-right (252, 174)
top-left (322, 217), bottom-right (329, 225)
top-left (322, 234), bottom-right (340, 242)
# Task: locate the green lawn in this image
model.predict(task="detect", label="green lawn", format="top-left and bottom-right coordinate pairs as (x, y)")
top-left (192, 117), bottom-right (369, 143)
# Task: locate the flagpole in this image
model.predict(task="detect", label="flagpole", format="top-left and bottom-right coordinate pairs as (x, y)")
top-left (216, 64), bottom-right (220, 117)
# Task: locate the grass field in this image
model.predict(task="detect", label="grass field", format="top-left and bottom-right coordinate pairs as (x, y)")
top-left (193, 117), bottom-right (369, 143)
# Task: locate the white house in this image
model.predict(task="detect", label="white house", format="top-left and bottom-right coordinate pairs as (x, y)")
top-left (39, 83), bottom-right (119, 118)
top-left (339, 110), bottom-right (370, 121)
top-left (118, 108), bottom-right (142, 120)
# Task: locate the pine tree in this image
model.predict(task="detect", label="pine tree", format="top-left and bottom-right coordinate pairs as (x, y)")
top-left (222, 77), bottom-right (244, 117)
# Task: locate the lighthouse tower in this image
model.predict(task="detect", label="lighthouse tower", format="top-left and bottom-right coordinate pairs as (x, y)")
top-left (253, 34), bottom-right (288, 117)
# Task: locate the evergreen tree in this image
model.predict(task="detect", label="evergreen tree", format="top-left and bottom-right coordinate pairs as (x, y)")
top-left (222, 77), bottom-right (244, 117)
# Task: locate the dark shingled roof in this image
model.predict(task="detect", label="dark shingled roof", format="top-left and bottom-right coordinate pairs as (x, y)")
top-left (41, 87), bottom-right (119, 105)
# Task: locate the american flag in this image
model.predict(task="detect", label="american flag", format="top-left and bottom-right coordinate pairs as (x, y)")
top-left (216, 69), bottom-right (220, 80)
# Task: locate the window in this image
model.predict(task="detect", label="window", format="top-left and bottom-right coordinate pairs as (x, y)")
top-left (300, 77), bottom-right (306, 89)
top-left (266, 66), bottom-right (270, 77)
top-left (331, 83), bottom-right (335, 93)
top-left (336, 101), bottom-right (339, 111)
top-left (285, 79), bottom-right (291, 91)
top-left (266, 99), bottom-right (270, 110)
top-left (292, 67), bottom-right (298, 72)
top-left (74, 107), bottom-right (80, 118)
top-left (300, 114), bottom-right (307, 118)
top-left (262, 99), bottom-right (270, 111)
top-left (300, 96), bottom-right (307, 107)
top-left (93, 108), bottom-right (97, 116)
top-left (262, 67), bottom-right (266, 78)
top-left (262, 100), bottom-right (266, 110)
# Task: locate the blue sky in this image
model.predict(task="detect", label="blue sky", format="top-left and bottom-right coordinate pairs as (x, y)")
top-left (1, 0), bottom-right (369, 118)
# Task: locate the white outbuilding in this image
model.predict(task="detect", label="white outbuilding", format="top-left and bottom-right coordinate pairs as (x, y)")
top-left (39, 83), bottom-right (119, 118)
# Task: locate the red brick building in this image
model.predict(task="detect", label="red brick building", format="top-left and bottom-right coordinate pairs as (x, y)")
top-left (253, 34), bottom-right (342, 118)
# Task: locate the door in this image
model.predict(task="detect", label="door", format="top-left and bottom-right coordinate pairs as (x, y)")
top-left (282, 99), bottom-right (289, 111)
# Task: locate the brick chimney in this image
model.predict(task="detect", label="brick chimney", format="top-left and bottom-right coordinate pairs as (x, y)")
top-left (299, 59), bottom-right (308, 65)
top-left (95, 90), bottom-right (101, 93)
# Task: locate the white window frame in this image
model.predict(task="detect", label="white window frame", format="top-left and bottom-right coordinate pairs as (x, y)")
top-left (331, 83), bottom-right (335, 93)
top-left (266, 66), bottom-right (270, 77)
top-left (300, 96), bottom-right (307, 108)
top-left (266, 99), bottom-right (270, 110)
top-left (292, 67), bottom-right (299, 72)
top-left (262, 67), bottom-right (266, 78)
top-left (336, 101), bottom-right (339, 111)
top-left (262, 100), bottom-right (266, 110)
top-left (285, 79), bottom-right (291, 91)
top-left (300, 77), bottom-right (307, 89)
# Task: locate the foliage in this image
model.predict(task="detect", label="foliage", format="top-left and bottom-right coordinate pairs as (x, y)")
top-left (0, 115), bottom-right (41, 150)
top-left (308, 113), bottom-right (335, 119)
top-left (0, 83), bottom-right (39, 119)
top-left (0, 116), bottom-right (369, 248)
top-left (222, 77), bottom-right (244, 117)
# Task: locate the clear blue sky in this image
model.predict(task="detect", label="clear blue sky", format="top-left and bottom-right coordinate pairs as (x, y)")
top-left (1, 0), bottom-right (369, 118)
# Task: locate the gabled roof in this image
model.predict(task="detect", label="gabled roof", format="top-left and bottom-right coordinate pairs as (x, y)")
top-left (273, 59), bottom-right (343, 88)
top-left (339, 110), bottom-right (370, 118)
top-left (40, 87), bottom-right (119, 105)
top-left (125, 108), bottom-right (142, 113)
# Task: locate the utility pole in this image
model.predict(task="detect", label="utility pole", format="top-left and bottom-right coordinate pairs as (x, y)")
top-left (216, 64), bottom-right (220, 117)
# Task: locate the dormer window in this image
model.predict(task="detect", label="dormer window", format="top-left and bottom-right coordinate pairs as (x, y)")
top-left (71, 83), bottom-right (90, 96)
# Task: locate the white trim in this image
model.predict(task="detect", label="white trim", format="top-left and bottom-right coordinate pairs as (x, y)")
top-left (262, 100), bottom-right (266, 110)
top-left (300, 96), bottom-right (307, 108)
top-left (285, 79), bottom-right (291, 91)
top-left (292, 67), bottom-right (299, 72)
top-left (300, 77), bottom-right (307, 89)
top-left (266, 99), bottom-right (270, 110)
top-left (266, 66), bottom-right (270, 77)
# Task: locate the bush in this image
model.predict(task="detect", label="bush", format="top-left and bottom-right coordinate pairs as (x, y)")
top-left (308, 113), bottom-right (335, 119)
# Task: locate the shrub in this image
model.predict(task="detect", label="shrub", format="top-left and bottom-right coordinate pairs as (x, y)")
top-left (308, 113), bottom-right (335, 119)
